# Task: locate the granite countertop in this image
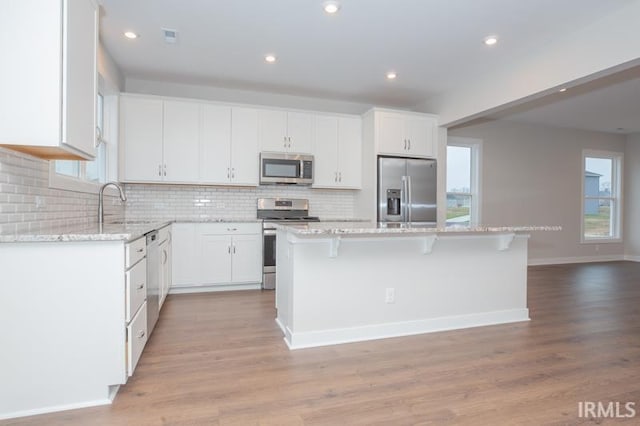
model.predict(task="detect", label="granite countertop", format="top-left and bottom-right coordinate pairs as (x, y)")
top-left (0, 218), bottom-right (263, 243)
top-left (275, 221), bottom-right (562, 236)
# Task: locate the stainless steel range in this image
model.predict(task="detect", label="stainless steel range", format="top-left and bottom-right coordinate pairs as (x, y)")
top-left (257, 198), bottom-right (319, 290)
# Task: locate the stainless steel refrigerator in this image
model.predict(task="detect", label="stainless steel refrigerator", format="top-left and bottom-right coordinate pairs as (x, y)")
top-left (377, 156), bottom-right (437, 224)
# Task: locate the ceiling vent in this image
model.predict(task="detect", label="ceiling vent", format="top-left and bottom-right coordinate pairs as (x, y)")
top-left (162, 28), bottom-right (178, 44)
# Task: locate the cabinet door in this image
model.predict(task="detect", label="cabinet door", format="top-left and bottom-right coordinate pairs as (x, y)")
top-left (312, 115), bottom-right (339, 188)
top-left (120, 96), bottom-right (164, 182)
top-left (200, 235), bottom-right (232, 285)
top-left (258, 109), bottom-right (288, 152)
top-left (377, 112), bottom-right (406, 155)
top-left (230, 107), bottom-right (259, 185)
top-left (163, 100), bottom-right (200, 182)
top-left (231, 234), bottom-right (263, 283)
top-left (62, 0), bottom-right (98, 157)
top-left (200, 104), bottom-right (232, 184)
top-left (337, 117), bottom-right (362, 188)
top-left (405, 115), bottom-right (436, 158)
top-left (287, 112), bottom-right (314, 153)
top-left (159, 239), bottom-right (169, 308)
top-left (172, 223), bottom-right (199, 287)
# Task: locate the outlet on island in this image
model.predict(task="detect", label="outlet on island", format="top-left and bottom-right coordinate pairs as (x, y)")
top-left (385, 287), bottom-right (395, 304)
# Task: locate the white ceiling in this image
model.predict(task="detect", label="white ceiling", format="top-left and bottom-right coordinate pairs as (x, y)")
top-left (98, 0), bottom-right (639, 134)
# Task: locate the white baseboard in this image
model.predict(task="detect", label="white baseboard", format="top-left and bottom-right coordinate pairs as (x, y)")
top-left (283, 309), bottom-right (529, 350)
top-left (169, 283), bottom-right (261, 294)
top-left (528, 255), bottom-right (626, 266)
top-left (0, 398), bottom-right (112, 421)
top-left (624, 255), bottom-right (640, 262)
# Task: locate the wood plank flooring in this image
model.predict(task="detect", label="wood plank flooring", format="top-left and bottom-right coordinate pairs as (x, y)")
top-left (4, 261), bottom-right (640, 425)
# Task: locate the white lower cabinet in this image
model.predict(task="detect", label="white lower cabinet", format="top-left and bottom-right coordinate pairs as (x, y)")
top-left (172, 222), bottom-right (262, 290)
top-left (126, 301), bottom-right (148, 377)
top-left (158, 225), bottom-right (172, 308)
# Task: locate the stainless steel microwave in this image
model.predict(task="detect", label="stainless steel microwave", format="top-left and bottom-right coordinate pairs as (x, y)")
top-left (260, 152), bottom-right (314, 185)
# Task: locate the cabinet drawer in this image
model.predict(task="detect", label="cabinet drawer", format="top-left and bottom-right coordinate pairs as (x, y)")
top-left (126, 237), bottom-right (146, 268)
top-left (125, 258), bottom-right (147, 323)
top-left (199, 222), bottom-right (261, 235)
top-left (158, 224), bottom-right (171, 243)
top-left (127, 301), bottom-right (148, 377)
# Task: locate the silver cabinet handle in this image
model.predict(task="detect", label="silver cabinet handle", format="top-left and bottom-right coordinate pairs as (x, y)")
top-left (231, 168), bottom-right (235, 179)
top-left (137, 283), bottom-right (145, 290)
top-left (408, 139), bottom-right (411, 150)
top-left (137, 331), bottom-right (145, 339)
top-left (227, 167), bottom-right (230, 178)
top-left (339, 172), bottom-right (342, 182)
top-left (163, 164), bottom-right (167, 176)
top-left (136, 248), bottom-right (144, 253)
top-left (334, 172), bottom-right (338, 182)
top-left (227, 228), bottom-right (237, 232)
top-left (228, 246), bottom-right (231, 254)
top-left (232, 245), bottom-right (236, 254)
top-left (158, 165), bottom-right (162, 176)
top-left (162, 249), bottom-right (167, 264)
top-left (283, 136), bottom-right (287, 147)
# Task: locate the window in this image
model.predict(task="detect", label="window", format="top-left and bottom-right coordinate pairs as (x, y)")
top-left (446, 137), bottom-right (481, 225)
top-left (51, 77), bottom-right (116, 193)
top-left (582, 150), bottom-right (623, 242)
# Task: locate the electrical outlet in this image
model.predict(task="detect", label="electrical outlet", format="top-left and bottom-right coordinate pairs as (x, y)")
top-left (385, 287), bottom-right (395, 304)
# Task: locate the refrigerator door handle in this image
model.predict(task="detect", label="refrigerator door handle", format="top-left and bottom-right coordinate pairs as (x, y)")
top-left (407, 176), bottom-right (412, 223)
top-left (401, 175), bottom-right (408, 222)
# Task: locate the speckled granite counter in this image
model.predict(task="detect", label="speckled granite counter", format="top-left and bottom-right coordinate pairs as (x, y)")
top-left (0, 219), bottom-right (263, 243)
top-left (274, 221), bottom-right (561, 236)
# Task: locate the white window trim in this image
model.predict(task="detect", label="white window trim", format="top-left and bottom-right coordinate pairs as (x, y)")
top-left (49, 76), bottom-right (120, 195)
top-left (580, 149), bottom-right (623, 244)
top-left (447, 137), bottom-right (482, 225)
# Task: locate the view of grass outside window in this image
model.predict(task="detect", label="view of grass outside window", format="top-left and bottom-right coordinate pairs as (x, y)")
top-left (583, 153), bottom-right (620, 240)
top-left (55, 92), bottom-right (106, 183)
top-left (446, 144), bottom-right (474, 225)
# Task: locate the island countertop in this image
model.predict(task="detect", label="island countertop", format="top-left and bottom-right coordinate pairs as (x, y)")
top-left (274, 221), bottom-right (561, 236)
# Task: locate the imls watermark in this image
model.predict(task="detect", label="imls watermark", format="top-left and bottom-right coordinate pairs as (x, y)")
top-left (578, 401), bottom-right (636, 419)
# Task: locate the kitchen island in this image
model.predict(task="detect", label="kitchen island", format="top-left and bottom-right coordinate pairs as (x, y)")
top-left (275, 222), bottom-right (560, 349)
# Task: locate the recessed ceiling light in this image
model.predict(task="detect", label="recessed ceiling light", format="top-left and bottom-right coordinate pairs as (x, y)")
top-left (323, 1), bottom-right (341, 14)
top-left (386, 71), bottom-right (397, 80)
top-left (124, 31), bottom-right (138, 39)
top-left (483, 36), bottom-right (498, 46)
top-left (265, 54), bottom-right (277, 63)
top-left (558, 87), bottom-right (567, 92)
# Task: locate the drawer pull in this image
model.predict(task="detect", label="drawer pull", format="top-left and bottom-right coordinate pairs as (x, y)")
top-left (227, 228), bottom-right (237, 232)
top-left (137, 331), bottom-right (146, 339)
top-left (137, 283), bottom-right (145, 290)
top-left (136, 248), bottom-right (144, 253)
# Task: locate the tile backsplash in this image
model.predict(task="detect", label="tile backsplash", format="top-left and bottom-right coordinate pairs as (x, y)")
top-left (0, 147), bottom-right (125, 235)
top-left (0, 146), bottom-right (358, 234)
top-left (124, 184), bottom-right (357, 222)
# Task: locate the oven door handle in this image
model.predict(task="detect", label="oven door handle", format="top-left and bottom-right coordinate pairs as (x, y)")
top-left (263, 229), bottom-right (277, 236)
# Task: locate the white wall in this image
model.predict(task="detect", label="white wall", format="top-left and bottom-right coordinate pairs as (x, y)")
top-left (449, 120), bottom-right (626, 263)
top-left (125, 78), bottom-right (375, 115)
top-left (625, 133), bottom-right (640, 260)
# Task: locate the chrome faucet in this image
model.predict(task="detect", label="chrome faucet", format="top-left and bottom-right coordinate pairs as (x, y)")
top-left (98, 182), bottom-right (127, 230)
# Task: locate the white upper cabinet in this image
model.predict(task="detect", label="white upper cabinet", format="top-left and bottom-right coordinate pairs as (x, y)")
top-left (163, 100), bottom-right (200, 182)
top-left (200, 104), bottom-right (232, 184)
top-left (259, 110), bottom-right (313, 153)
top-left (313, 115), bottom-right (362, 189)
top-left (120, 96), bottom-right (163, 182)
top-left (0, 0), bottom-right (98, 160)
top-left (200, 106), bottom-right (259, 186)
top-left (377, 111), bottom-right (437, 158)
top-left (230, 107), bottom-right (259, 185)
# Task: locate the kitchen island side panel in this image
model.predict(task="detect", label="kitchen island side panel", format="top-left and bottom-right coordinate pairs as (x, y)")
top-left (277, 233), bottom-right (529, 349)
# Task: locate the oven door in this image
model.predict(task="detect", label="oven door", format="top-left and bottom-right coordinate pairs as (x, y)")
top-left (262, 228), bottom-right (276, 289)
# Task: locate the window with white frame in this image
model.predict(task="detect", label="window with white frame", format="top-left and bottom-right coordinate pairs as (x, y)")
top-left (582, 150), bottom-right (622, 242)
top-left (51, 76), bottom-right (117, 192)
top-left (446, 137), bottom-right (481, 225)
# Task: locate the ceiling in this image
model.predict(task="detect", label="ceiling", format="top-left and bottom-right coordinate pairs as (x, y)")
top-left (98, 0), bottom-right (639, 134)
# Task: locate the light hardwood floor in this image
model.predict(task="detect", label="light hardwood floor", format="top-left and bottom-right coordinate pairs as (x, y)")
top-left (4, 262), bottom-right (640, 425)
